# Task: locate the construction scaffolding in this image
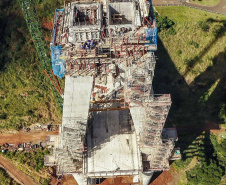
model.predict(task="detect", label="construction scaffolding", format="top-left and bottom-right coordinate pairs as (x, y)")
top-left (43, 0), bottom-right (180, 184)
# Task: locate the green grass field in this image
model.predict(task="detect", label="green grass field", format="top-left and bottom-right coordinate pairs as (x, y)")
top-left (190, 0), bottom-right (221, 6)
top-left (154, 6), bottom-right (226, 184)
top-left (156, 6), bottom-right (226, 84)
top-left (154, 7), bottom-right (226, 126)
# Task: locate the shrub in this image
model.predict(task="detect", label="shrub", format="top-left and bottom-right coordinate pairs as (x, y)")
top-left (177, 50), bottom-right (182, 55)
top-left (185, 57), bottom-right (196, 68)
top-left (3, 148), bottom-right (49, 171)
top-left (188, 41), bottom-right (199, 48)
top-left (168, 27), bottom-right (176, 35)
top-left (156, 15), bottom-right (175, 32)
top-left (212, 25), bottom-right (224, 37)
top-left (0, 167), bottom-right (18, 185)
top-left (186, 160), bottom-right (224, 185)
top-left (44, 178), bottom-right (50, 185)
top-left (0, 113), bottom-right (7, 119)
top-left (193, 42), bottom-right (199, 48)
top-left (188, 41), bottom-right (193, 45)
top-left (219, 104), bottom-right (226, 123)
top-left (173, 158), bottom-right (192, 170)
top-left (198, 21), bottom-right (210, 32)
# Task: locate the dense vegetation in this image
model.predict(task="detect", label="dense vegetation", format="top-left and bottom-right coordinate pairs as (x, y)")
top-left (0, 167), bottom-right (19, 185)
top-left (155, 14), bottom-right (176, 35)
top-left (2, 148), bottom-right (50, 172)
top-left (0, 0), bottom-right (65, 130)
top-left (0, 0), bottom-right (64, 183)
top-left (155, 6), bottom-right (226, 184)
top-left (185, 135), bottom-right (225, 185)
top-left (187, 160), bottom-right (224, 185)
top-left (1, 148), bottom-right (51, 184)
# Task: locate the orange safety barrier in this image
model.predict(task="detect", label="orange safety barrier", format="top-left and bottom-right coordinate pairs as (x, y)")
top-left (44, 70), bottom-right (62, 96)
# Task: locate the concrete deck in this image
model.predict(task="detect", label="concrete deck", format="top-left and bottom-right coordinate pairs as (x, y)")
top-left (130, 107), bottom-right (146, 135)
top-left (63, 75), bottom-right (93, 127)
top-left (87, 110), bottom-right (141, 177)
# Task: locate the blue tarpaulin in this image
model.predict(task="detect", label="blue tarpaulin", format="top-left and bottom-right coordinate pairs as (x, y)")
top-left (146, 0), bottom-right (158, 50)
top-left (51, 9), bottom-right (65, 78)
top-left (51, 46), bottom-right (66, 79)
top-left (146, 28), bottom-right (157, 50)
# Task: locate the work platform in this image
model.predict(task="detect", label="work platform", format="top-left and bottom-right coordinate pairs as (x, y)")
top-left (86, 110), bottom-right (141, 177)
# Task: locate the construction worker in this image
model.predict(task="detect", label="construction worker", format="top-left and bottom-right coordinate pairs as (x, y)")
top-left (86, 38), bottom-right (91, 45)
top-left (120, 26), bottom-right (127, 35)
top-left (85, 44), bottom-right (90, 50)
top-left (90, 39), bottom-right (95, 49)
top-left (81, 42), bottom-right (85, 49)
top-left (83, 41), bottom-right (87, 49)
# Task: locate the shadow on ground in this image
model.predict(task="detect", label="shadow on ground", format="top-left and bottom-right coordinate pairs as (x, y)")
top-left (184, 18), bottom-right (226, 76)
top-left (150, 35), bottom-right (226, 183)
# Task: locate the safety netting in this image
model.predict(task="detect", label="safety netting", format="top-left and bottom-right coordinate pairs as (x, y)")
top-left (51, 9), bottom-right (65, 78)
top-left (146, 27), bottom-right (157, 50)
top-left (51, 46), bottom-right (65, 79)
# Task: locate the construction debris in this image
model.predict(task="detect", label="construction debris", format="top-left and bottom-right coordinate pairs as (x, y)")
top-left (1, 142), bottom-right (44, 152)
top-left (44, 0), bottom-right (180, 184)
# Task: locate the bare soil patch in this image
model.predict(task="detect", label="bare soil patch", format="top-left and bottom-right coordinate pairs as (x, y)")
top-left (151, 169), bottom-right (173, 185)
top-left (100, 176), bottom-right (134, 185)
top-left (61, 175), bottom-right (78, 185)
top-left (0, 130), bottom-right (58, 145)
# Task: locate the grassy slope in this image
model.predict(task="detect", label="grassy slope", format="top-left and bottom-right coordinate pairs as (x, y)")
top-left (0, 167), bottom-right (19, 185)
top-left (156, 6), bottom-right (226, 84)
top-left (155, 6), bottom-right (226, 126)
top-left (0, 0), bottom-right (64, 130)
top-left (0, 0), bottom-right (64, 183)
top-left (1, 148), bottom-right (51, 184)
top-left (154, 6), bottom-right (226, 184)
top-left (190, 0), bottom-right (221, 6)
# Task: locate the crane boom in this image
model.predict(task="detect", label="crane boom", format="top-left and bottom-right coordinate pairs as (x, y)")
top-left (18, 0), bottom-right (63, 111)
top-left (18, 0), bottom-right (51, 69)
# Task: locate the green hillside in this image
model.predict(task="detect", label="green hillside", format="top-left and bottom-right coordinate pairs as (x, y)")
top-left (0, 0), bottom-right (64, 130)
top-left (154, 6), bottom-right (226, 185)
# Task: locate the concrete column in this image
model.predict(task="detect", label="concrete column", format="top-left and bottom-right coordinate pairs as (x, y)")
top-left (142, 172), bottom-right (154, 185)
top-left (72, 173), bottom-right (87, 185)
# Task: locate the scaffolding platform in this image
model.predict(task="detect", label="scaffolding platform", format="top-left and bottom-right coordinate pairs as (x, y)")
top-left (44, 0), bottom-right (180, 184)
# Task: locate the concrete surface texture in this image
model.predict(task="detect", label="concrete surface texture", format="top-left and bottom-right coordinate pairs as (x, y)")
top-left (63, 75), bottom-right (93, 123)
top-left (87, 110), bottom-right (141, 176)
top-left (109, 2), bottom-right (135, 25)
top-left (65, 2), bottom-right (102, 43)
top-left (130, 106), bottom-right (146, 135)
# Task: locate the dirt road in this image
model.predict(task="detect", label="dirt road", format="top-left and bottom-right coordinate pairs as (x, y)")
top-left (152, 0), bottom-right (226, 14)
top-left (0, 155), bottom-right (36, 185)
top-left (183, 0), bottom-right (226, 14)
top-left (152, 0), bottom-right (182, 5)
top-left (0, 130), bottom-right (58, 145)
